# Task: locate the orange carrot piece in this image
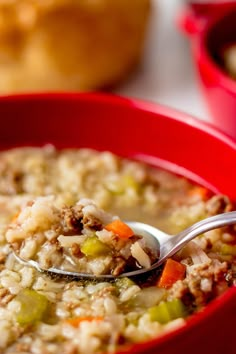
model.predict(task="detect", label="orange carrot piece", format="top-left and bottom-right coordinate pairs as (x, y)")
top-left (105, 219), bottom-right (134, 239)
top-left (65, 316), bottom-right (103, 327)
top-left (188, 186), bottom-right (211, 201)
top-left (158, 259), bottom-right (186, 289)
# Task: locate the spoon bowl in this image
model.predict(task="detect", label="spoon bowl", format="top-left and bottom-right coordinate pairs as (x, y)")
top-left (13, 210), bottom-right (236, 279)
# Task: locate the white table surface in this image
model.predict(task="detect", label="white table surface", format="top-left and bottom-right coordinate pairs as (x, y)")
top-left (116, 0), bottom-right (210, 123)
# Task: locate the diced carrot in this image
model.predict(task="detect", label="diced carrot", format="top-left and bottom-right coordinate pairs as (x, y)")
top-left (188, 186), bottom-right (211, 201)
top-left (105, 219), bottom-right (134, 239)
top-left (64, 316), bottom-right (103, 327)
top-left (11, 211), bottom-right (20, 223)
top-left (158, 259), bottom-right (186, 289)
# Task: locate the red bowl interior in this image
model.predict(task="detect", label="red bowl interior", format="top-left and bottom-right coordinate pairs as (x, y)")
top-left (1, 92), bottom-right (236, 354)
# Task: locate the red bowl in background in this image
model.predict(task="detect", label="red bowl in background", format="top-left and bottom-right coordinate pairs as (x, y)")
top-left (0, 92), bottom-right (236, 354)
top-left (178, 1), bottom-right (236, 140)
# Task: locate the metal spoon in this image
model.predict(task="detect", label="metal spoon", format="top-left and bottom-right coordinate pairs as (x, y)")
top-left (14, 211), bottom-right (236, 279)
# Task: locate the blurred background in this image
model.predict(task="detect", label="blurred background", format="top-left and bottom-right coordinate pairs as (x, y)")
top-left (0, 0), bottom-right (222, 124)
top-left (117, 0), bottom-right (209, 122)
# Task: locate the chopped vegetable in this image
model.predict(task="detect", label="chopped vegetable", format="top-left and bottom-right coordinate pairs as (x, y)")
top-left (221, 244), bottom-right (236, 256)
top-left (11, 211), bottom-right (20, 223)
top-left (65, 316), bottom-right (103, 327)
top-left (105, 175), bottom-right (140, 195)
top-left (132, 287), bottom-right (166, 308)
top-left (15, 289), bottom-right (48, 325)
top-left (148, 299), bottom-right (186, 324)
top-left (81, 236), bottom-right (110, 257)
top-left (123, 175), bottom-right (140, 192)
top-left (130, 241), bottom-right (151, 268)
top-left (105, 179), bottom-right (125, 195)
top-left (189, 186), bottom-right (210, 201)
top-left (105, 219), bottom-right (134, 239)
top-left (158, 259), bottom-right (186, 289)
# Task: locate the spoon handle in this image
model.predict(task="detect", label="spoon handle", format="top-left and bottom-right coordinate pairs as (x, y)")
top-left (159, 210), bottom-right (236, 263)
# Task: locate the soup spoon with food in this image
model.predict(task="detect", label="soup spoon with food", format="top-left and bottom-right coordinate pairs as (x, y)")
top-left (13, 210), bottom-right (236, 279)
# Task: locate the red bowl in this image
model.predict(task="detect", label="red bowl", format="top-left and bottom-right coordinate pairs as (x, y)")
top-left (178, 1), bottom-right (236, 140)
top-left (1, 92), bottom-right (236, 354)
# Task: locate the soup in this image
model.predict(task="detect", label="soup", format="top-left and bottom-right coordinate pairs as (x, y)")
top-left (0, 146), bottom-right (235, 353)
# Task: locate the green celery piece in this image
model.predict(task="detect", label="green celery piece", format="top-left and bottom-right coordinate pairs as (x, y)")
top-left (105, 180), bottom-right (124, 195)
top-left (166, 298), bottom-right (186, 319)
top-left (105, 175), bottom-right (140, 195)
top-left (148, 299), bottom-right (186, 324)
top-left (149, 302), bottom-right (172, 324)
top-left (81, 236), bottom-right (110, 257)
top-left (221, 244), bottom-right (236, 256)
top-left (15, 289), bottom-right (48, 325)
top-left (123, 175), bottom-right (140, 192)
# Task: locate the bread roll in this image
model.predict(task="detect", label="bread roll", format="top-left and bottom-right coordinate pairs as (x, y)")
top-left (0, 0), bottom-right (151, 93)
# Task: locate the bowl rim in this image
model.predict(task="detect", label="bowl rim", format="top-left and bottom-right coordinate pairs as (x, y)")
top-left (0, 91), bottom-right (236, 148)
